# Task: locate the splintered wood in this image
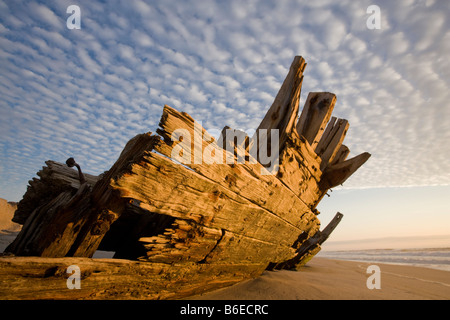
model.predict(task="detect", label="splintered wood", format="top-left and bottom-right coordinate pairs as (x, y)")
top-left (2, 56), bottom-right (370, 299)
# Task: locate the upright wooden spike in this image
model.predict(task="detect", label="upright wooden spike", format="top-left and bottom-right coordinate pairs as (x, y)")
top-left (255, 56), bottom-right (306, 151)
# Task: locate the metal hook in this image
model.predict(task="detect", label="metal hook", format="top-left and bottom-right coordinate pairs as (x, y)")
top-left (66, 157), bottom-right (86, 185)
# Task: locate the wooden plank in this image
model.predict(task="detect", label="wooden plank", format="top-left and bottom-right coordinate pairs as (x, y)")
top-left (199, 230), bottom-right (296, 265)
top-left (138, 219), bottom-right (224, 263)
top-left (110, 151), bottom-right (314, 264)
top-left (139, 224), bottom-right (296, 265)
top-left (157, 105), bottom-right (235, 166)
top-left (314, 116), bottom-right (336, 154)
top-left (111, 151), bottom-right (312, 245)
top-left (293, 244), bottom-right (322, 268)
top-left (38, 160), bottom-right (98, 188)
top-left (156, 105), bottom-right (319, 227)
top-left (296, 92), bottom-right (336, 148)
top-left (293, 212), bottom-right (344, 268)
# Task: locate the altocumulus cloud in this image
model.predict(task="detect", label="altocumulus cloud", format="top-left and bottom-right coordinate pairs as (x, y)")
top-left (0, 0), bottom-right (449, 201)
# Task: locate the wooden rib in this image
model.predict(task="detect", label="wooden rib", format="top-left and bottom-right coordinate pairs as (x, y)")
top-left (296, 92), bottom-right (336, 148)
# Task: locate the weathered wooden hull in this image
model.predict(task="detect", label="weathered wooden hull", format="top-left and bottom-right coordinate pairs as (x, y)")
top-left (1, 56), bottom-right (370, 299)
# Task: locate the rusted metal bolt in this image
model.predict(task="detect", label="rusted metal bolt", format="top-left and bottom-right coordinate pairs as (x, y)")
top-left (66, 157), bottom-right (86, 185)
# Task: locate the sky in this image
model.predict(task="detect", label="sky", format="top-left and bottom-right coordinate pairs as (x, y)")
top-left (0, 0), bottom-right (449, 248)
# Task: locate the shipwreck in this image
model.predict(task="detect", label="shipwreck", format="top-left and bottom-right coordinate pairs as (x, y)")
top-left (0, 56), bottom-right (370, 299)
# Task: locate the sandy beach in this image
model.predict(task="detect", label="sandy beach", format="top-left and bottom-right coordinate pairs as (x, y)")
top-left (1, 229), bottom-right (449, 300)
top-left (191, 257), bottom-right (450, 300)
top-left (2, 232), bottom-right (450, 300)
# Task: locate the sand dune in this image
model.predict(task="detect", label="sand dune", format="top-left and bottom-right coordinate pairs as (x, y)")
top-left (190, 258), bottom-right (450, 300)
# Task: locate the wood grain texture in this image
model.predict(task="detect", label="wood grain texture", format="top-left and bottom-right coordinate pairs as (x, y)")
top-left (0, 256), bottom-right (266, 300)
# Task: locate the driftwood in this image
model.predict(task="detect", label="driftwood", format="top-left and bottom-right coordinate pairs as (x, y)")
top-left (1, 56), bottom-right (370, 299)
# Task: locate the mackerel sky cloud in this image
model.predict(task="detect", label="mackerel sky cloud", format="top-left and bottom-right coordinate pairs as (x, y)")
top-left (0, 0), bottom-right (449, 201)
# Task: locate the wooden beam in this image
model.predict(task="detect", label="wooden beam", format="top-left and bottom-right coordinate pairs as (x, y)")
top-left (319, 152), bottom-right (371, 190)
top-left (296, 92), bottom-right (336, 148)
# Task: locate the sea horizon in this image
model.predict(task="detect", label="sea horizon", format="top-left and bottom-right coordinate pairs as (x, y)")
top-left (317, 234), bottom-right (450, 271)
top-left (321, 234), bottom-right (450, 251)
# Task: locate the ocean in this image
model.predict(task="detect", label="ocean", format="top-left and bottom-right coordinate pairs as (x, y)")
top-left (318, 248), bottom-right (450, 272)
